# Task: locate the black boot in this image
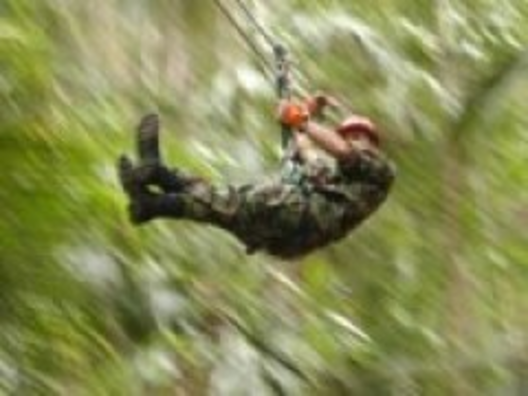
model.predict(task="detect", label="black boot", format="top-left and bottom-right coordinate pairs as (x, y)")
top-left (137, 113), bottom-right (162, 166)
top-left (135, 113), bottom-right (201, 192)
top-left (118, 155), bottom-right (156, 224)
top-left (153, 166), bottom-right (204, 193)
top-left (126, 163), bottom-right (199, 194)
top-left (118, 155), bottom-right (142, 198)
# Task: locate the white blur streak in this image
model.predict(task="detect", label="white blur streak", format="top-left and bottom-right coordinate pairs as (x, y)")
top-left (236, 64), bottom-right (269, 94)
top-left (324, 311), bottom-right (371, 342)
top-left (266, 267), bottom-right (371, 343)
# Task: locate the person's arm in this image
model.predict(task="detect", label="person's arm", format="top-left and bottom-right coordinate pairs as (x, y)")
top-left (293, 131), bottom-right (319, 163)
top-left (304, 93), bottom-right (345, 119)
top-left (278, 100), bottom-right (357, 161)
top-left (301, 121), bottom-right (355, 160)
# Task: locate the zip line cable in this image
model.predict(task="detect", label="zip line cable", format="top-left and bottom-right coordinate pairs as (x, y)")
top-left (213, 0), bottom-right (355, 116)
top-left (212, 0), bottom-right (274, 83)
top-left (232, 0), bottom-right (276, 49)
top-left (213, 0), bottom-right (295, 150)
top-left (212, 0), bottom-right (315, 151)
top-left (213, 0), bottom-right (308, 94)
top-left (228, 0), bottom-right (357, 115)
top-left (230, 0), bottom-right (313, 98)
top-left (212, 0), bottom-right (358, 156)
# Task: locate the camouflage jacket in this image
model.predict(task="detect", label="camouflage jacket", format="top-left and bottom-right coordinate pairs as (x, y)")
top-left (230, 149), bottom-right (396, 258)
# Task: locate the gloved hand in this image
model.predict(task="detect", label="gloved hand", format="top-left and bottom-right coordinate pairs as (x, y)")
top-left (278, 101), bottom-right (310, 129)
top-left (305, 93), bottom-right (342, 116)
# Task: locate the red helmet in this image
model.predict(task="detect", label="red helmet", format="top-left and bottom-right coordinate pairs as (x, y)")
top-left (336, 116), bottom-right (380, 146)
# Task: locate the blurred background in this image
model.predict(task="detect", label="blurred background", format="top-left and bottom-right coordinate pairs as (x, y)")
top-left (1, 0), bottom-right (528, 394)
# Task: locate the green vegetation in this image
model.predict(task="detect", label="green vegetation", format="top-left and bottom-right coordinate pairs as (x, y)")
top-left (1, 0), bottom-right (528, 394)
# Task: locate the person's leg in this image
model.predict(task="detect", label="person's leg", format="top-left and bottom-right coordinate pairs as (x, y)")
top-left (118, 155), bottom-right (158, 224)
top-left (132, 113), bottom-right (202, 193)
top-left (137, 113), bottom-right (162, 166)
top-left (125, 162), bottom-right (200, 194)
top-left (118, 155), bottom-right (241, 228)
top-left (118, 154), bottom-right (311, 256)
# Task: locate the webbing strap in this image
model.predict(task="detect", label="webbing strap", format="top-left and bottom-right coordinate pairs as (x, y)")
top-left (273, 43), bottom-right (293, 150)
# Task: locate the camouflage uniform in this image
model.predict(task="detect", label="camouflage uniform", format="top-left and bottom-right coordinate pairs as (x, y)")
top-left (120, 150), bottom-right (395, 259)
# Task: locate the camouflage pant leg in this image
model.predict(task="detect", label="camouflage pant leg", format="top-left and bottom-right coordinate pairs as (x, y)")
top-left (147, 177), bottom-right (356, 258)
top-left (233, 182), bottom-right (310, 253)
top-left (149, 180), bottom-right (242, 228)
top-left (236, 186), bottom-right (352, 257)
top-left (147, 179), bottom-right (311, 254)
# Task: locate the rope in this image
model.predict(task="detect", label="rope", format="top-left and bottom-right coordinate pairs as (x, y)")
top-left (212, 0), bottom-right (274, 83)
top-left (229, 0), bottom-right (356, 115)
top-left (212, 0), bottom-right (355, 149)
top-left (213, 0), bottom-right (295, 151)
top-left (213, 0), bottom-right (354, 115)
top-left (232, 0), bottom-right (276, 49)
top-left (213, 0), bottom-right (315, 97)
top-left (230, 0), bottom-right (310, 98)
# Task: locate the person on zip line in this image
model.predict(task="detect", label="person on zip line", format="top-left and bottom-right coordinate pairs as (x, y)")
top-left (117, 95), bottom-right (395, 259)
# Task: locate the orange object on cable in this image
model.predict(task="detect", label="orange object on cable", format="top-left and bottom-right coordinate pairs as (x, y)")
top-left (336, 115), bottom-right (380, 146)
top-left (280, 102), bottom-right (309, 129)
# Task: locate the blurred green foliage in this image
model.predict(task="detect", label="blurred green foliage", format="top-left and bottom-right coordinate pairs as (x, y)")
top-left (1, 0), bottom-right (528, 394)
